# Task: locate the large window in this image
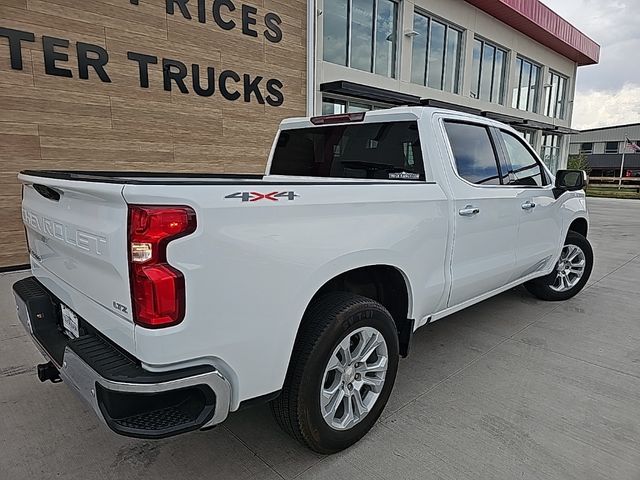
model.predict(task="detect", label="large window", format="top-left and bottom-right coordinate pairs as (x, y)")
top-left (501, 132), bottom-right (547, 187)
top-left (410, 11), bottom-right (463, 93)
top-left (271, 122), bottom-right (425, 181)
top-left (544, 71), bottom-right (568, 119)
top-left (471, 38), bottom-right (507, 104)
top-left (323, 0), bottom-right (398, 78)
top-left (512, 57), bottom-right (541, 113)
top-left (445, 122), bottom-right (501, 185)
top-left (350, 0), bottom-right (374, 72)
top-left (541, 133), bottom-right (561, 172)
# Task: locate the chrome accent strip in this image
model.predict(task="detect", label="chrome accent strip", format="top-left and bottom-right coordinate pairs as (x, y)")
top-left (59, 348), bottom-right (231, 428)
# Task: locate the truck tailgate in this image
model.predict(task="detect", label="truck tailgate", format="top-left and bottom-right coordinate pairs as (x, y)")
top-left (19, 173), bottom-right (133, 328)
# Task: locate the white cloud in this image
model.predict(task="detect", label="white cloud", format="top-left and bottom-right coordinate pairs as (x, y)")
top-left (540, 0), bottom-right (640, 129)
top-left (541, 0), bottom-right (639, 92)
top-left (572, 83), bottom-right (640, 129)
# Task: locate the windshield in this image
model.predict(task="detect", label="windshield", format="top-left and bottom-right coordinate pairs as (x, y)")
top-left (270, 121), bottom-right (425, 181)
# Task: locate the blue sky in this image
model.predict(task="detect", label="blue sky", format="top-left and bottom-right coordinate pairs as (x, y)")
top-left (541, 0), bottom-right (639, 129)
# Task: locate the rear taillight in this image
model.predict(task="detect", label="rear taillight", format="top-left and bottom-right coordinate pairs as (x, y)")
top-left (128, 206), bottom-right (197, 328)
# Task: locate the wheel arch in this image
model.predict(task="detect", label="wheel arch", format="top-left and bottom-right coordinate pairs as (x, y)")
top-left (568, 217), bottom-right (588, 238)
top-left (295, 264), bottom-right (414, 359)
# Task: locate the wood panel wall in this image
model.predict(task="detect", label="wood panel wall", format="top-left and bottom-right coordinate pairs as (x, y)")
top-left (0, 0), bottom-right (307, 267)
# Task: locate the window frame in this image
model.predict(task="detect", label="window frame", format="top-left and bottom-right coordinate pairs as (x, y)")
top-left (540, 133), bottom-right (562, 172)
top-left (372, 0), bottom-right (399, 77)
top-left (442, 118), bottom-right (551, 189)
top-left (322, 0), bottom-right (400, 78)
top-left (512, 55), bottom-right (542, 113)
top-left (470, 36), bottom-right (508, 105)
top-left (410, 8), bottom-right (464, 94)
top-left (604, 141), bottom-right (619, 154)
top-left (443, 119), bottom-right (509, 187)
top-left (544, 70), bottom-right (569, 119)
top-left (497, 129), bottom-right (551, 187)
top-left (579, 142), bottom-right (594, 154)
top-left (269, 120), bottom-right (428, 182)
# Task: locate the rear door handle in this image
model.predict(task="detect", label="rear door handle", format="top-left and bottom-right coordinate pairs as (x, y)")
top-left (521, 201), bottom-right (536, 210)
top-left (459, 205), bottom-right (480, 217)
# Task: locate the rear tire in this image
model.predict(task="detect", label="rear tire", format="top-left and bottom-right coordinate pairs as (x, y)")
top-left (525, 231), bottom-right (593, 301)
top-left (270, 292), bottom-right (399, 454)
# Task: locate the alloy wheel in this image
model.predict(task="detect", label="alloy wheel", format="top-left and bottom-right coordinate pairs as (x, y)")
top-left (320, 327), bottom-right (389, 431)
top-left (550, 244), bottom-right (586, 292)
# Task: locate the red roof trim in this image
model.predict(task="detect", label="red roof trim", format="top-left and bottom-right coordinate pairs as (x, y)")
top-left (465, 0), bottom-right (600, 66)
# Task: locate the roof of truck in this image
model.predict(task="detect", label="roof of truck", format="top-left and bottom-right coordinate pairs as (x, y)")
top-left (279, 106), bottom-right (511, 131)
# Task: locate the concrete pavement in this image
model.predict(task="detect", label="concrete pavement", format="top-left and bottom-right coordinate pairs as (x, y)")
top-left (1, 197), bottom-right (639, 480)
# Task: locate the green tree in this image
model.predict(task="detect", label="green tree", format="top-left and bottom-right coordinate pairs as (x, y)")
top-left (567, 154), bottom-right (592, 174)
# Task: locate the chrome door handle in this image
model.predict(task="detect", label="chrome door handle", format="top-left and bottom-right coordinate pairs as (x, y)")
top-left (521, 201), bottom-right (536, 210)
top-left (459, 205), bottom-right (480, 217)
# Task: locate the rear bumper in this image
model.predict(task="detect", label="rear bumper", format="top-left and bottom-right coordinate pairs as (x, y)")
top-left (13, 276), bottom-right (231, 439)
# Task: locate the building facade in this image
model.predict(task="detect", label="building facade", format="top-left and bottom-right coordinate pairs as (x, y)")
top-left (0, 0), bottom-right (308, 268)
top-left (0, 0), bottom-right (599, 268)
top-left (313, 0), bottom-right (599, 173)
top-left (569, 124), bottom-right (640, 178)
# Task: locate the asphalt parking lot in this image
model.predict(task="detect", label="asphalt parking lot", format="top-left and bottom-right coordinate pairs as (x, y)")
top-left (1, 197), bottom-right (639, 480)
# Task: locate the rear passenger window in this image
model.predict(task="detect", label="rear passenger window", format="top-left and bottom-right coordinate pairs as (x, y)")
top-left (445, 122), bottom-right (501, 185)
top-left (501, 132), bottom-right (547, 187)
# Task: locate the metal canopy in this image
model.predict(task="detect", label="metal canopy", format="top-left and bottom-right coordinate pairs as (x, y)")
top-left (319, 82), bottom-right (578, 135)
top-left (517, 119), bottom-right (578, 135)
top-left (320, 81), bottom-right (420, 106)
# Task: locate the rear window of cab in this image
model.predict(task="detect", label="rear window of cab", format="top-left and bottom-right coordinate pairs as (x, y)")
top-left (270, 121), bottom-right (426, 181)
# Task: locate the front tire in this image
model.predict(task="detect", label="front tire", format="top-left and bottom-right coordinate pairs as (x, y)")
top-left (525, 231), bottom-right (593, 301)
top-left (270, 292), bottom-right (399, 454)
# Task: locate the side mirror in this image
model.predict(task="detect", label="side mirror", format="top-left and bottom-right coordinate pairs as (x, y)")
top-left (555, 170), bottom-right (588, 193)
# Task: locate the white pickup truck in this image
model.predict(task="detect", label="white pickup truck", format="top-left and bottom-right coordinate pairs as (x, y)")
top-left (13, 107), bottom-right (592, 453)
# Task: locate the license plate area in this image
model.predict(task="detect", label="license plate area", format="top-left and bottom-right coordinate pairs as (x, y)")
top-left (60, 304), bottom-right (80, 339)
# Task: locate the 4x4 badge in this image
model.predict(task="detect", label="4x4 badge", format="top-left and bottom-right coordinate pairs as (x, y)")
top-left (225, 191), bottom-right (299, 202)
